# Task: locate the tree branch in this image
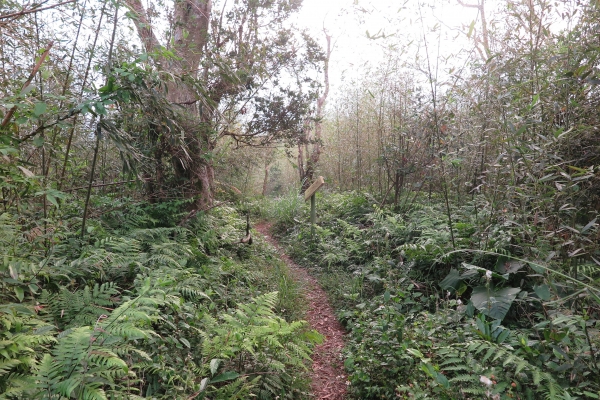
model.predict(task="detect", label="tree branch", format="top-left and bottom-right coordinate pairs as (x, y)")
top-left (17, 107), bottom-right (79, 142)
top-left (0, 0), bottom-right (75, 20)
top-left (123, 0), bottom-right (161, 54)
top-left (457, 0), bottom-right (481, 9)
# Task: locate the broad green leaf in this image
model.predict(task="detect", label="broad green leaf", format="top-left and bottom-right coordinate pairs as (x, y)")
top-left (14, 286), bottom-right (24, 302)
top-left (456, 281), bottom-right (468, 296)
top-left (46, 193), bottom-right (58, 207)
top-left (534, 284), bottom-right (551, 301)
top-left (496, 259), bottom-right (525, 274)
top-left (471, 286), bottom-right (521, 321)
top-left (33, 102), bottom-right (47, 116)
top-left (20, 84), bottom-right (35, 96)
top-left (530, 93), bottom-right (540, 109)
top-left (94, 101), bottom-right (107, 115)
top-left (0, 304), bottom-right (35, 315)
top-left (210, 358), bottom-right (221, 375)
top-left (8, 264), bottom-right (19, 280)
top-left (33, 135), bottom-right (44, 147)
top-left (496, 328), bottom-right (511, 344)
top-left (439, 269), bottom-right (461, 292)
top-left (210, 371), bottom-right (239, 384)
top-left (436, 372), bottom-right (450, 388)
top-left (344, 357), bottom-right (354, 369)
top-left (406, 348), bottom-right (424, 358)
top-left (199, 378), bottom-right (209, 392)
top-left (580, 218), bottom-right (597, 234)
top-left (538, 173), bottom-right (556, 182)
top-left (0, 146), bottom-right (18, 156)
top-left (36, 189), bottom-right (67, 207)
top-left (553, 127), bottom-right (564, 138)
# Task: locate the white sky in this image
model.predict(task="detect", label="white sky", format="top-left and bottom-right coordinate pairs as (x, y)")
top-left (292, 0), bottom-right (499, 100)
top-left (292, 0), bottom-right (577, 105)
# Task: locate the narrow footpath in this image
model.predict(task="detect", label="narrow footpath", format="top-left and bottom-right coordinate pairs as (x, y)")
top-left (255, 223), bottom-right (347, 400)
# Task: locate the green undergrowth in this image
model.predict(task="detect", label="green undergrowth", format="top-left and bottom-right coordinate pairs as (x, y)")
top-left (0, 197), bottom-right (321, 399)
top-left (264, 190), bottom-right (600, 400)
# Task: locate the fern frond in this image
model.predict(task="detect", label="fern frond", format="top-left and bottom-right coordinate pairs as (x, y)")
top-left (449, 374), bottom-right (479, 383)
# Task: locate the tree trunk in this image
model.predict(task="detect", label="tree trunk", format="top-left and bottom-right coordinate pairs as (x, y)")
top-left (298, 140), bottom-right (306, 189)
top-left (125, 0), bottom-right (214, 209)
top-left (262, 163), bottom-right (270, 196)
top-left (299, 31), bottom-right (331, 192)
top-left (458, 0), bottom-right (491, 60)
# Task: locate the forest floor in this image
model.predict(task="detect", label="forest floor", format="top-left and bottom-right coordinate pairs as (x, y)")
top-left (255, 223), bottom-right (348, 400)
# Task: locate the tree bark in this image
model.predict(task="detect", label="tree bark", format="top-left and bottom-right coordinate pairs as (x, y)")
top-left (300, 31), bottom-right (331, 192)
top-left (458, 0), bottom-right (491, 60)
top-left (124, 0), bottom-right (214, 209)
top-left (298, 138), bottom-right (305, 187)
top-left (262, 163), bottom-right (270, 196)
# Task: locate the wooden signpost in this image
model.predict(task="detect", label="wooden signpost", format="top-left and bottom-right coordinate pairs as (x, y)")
top-left (304, 176), bottom-right (325, 238)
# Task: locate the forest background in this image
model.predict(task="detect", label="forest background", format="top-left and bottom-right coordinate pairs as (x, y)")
top-left (1, 0), bottom-right (600, 398)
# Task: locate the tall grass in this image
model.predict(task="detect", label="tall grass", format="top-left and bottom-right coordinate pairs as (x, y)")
top-left (263, 188), bottom-right (307, 233)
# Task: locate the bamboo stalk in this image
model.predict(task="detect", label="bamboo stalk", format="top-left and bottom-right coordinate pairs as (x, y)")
top-left (81, 3), bottom-right (119, 239)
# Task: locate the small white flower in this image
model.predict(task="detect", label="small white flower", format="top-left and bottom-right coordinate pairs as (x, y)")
top-left (485, 270), bottom-right (493, 280)
top-left (480, 375), bottom-right (493, 386)
top-left (457, 299), bottom-right (462, 305)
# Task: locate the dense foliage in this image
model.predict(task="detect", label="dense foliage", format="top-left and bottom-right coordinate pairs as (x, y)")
top-left (260, 5), bottom-right (600, 397)
top-left (267, 191), bottom-right (599, 399)
top-left (0, 200), bottom-right (320, 399)
top-left (3, 0), bottom-right (600, 398)
top-left (0, 1), bottom-right (325, 394)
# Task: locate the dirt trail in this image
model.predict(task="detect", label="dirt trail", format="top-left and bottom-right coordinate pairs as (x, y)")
top-left (254, 222), bottom-right (347, 400)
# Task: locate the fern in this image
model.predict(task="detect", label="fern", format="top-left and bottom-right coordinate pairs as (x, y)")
top-left (32, 282), bottom-right (161, 399)
top-left (438, 339), bottom-right (567, 399)
top-left (41, 282), bottom-right (120, 329)
top-left (60, 236), bottom-right (142, 281)
top-left (199, 292), bottom-right (322, 399)
top-left (1, 205), bottom-right (313, 399)
top-left (0, 307), bottom-right (55, 397)
top-left (101, 202), bottom-right (157, 232)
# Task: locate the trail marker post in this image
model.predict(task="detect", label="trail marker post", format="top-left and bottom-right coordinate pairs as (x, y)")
top-left (304, 176), bottom-right (325, 238)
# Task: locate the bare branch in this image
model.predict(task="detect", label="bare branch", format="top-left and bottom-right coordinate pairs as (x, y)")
top-left (457, 0), bottom-right (481, 9)
top-left (0, 0), bottom-right (74, 21)
top-left (458, 0), bottom-right (490, 59)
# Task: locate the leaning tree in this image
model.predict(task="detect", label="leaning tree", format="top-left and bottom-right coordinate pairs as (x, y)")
top-left (123, 0), bottom-right (322, 209)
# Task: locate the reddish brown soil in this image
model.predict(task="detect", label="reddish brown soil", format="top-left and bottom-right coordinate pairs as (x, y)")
top-left (255, 222), bottom-right (348, 400)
